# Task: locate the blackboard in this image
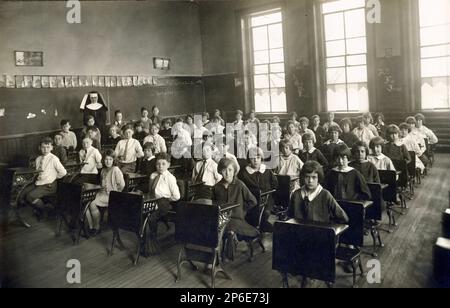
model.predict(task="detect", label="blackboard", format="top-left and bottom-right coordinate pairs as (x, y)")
top-left (0, 78), bottom-right (204, 138)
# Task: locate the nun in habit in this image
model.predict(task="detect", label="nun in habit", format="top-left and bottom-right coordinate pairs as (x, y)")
top-left (80, 91), bottom-right (108, 136)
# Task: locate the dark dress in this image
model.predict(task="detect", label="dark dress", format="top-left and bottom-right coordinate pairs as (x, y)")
top-left (213, 179), bottom-right (259, 237)
top-left (288, 188), bottom-right (349, 224)
top-left (298, 149), bottom-right (329, 169)
top-left (325, 168), bottom-right (372, 201)
top-left (137, 158), bottom-right (156, 177)
top-left (321, 141), bottom-right (347, 166)
top-left (105, 136), bottom-right (121, 148)
top-left (383, 143), bottom-right (411, 164)
top-left (52, 145), bottom-right (68, 165)
top-left (238, 166), bottom-right (279, 232)
top-left (349, 161), bottom-right (380, 183)
top-left (312, 126), bottom-right (327, 147)
top-left (341, 132), bottom-right (360, 149)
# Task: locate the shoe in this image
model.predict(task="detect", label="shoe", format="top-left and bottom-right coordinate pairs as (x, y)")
top-left (89, 229), bottom-right (100, 237)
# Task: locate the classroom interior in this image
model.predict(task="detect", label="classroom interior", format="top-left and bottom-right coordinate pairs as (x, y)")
top-left (1, 0), bottom-right (450, 289)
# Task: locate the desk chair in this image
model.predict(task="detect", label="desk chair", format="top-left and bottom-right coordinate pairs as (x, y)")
top-left (366, 183), bottom-right (385, 256)
top-left (175, 201), bottom-right (237, 288)
top-left (108, 191), bottom-right (157, 265)
top-left (273, 175), bottom-right (298, 215)
top-left (273, 220), bottom-right (349, 288)
top-left (392, 159), bottom-right (410, 206)
top-left (379, 170), bottom-right (401, 229)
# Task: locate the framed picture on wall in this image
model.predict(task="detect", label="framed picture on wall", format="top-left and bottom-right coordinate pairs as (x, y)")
top-left (15, 51), bottom-right (44, 66)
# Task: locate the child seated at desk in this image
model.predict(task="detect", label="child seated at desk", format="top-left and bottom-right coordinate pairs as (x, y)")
top-left (52, 133), bottom-right (68, 165)
top-left (115, 125), bottom-right (144, 174)
top-left (288, 161), bottom-right (349, 224)
top-left (311, 115), bottom-right (327, 147)
top-left (86, 126), bottom-right (102, 152)
top-left (340, 118), bottom-right (360, 150)
top-left (383, 125), bottom-right (411, 165)
top-left (238, 147), bottom-right (278, 233)
top-left (284, 121), bottom-right (303, 155)
top-left (143, 123), bottom-right (167, 154)
top-left (136, 142), bottom-right (156, 177)
top-left (192, 145), bottom-right (222, 200)
top-left (140, 107), bottom-right (152, 134)
top-left (81, 115), bottom-right (102, 146)
top-left (349, 141), bottom-right (380, 183)
top-left (325, 144), bottom-right (371, 201)
top-left (113, 110), bottom-right (125, 130)
top-left (60, 119), bottom-right (77, 151)
top-left (353, 116), bottom-right (375, 146)
top-left (299, 133), bottom-right (328, 170)
top-left (148, 153), bottom-right (181, 254)
top-left (368, 137), bottom-right (396, 172)
top-left (277, 139), bottom-right (303, 193)
top-left (133, 121), bottom-right (147, 144)
top-left (213, 158), bottom-right (258, 258)
top-left (298, 117), bottom-right (316, 144)
top-left (105, 125), bottom-right (122, 148)
top-left (150, 106), bottom-right (161, 126)
top-left (76, 137), bottom-right (102, 184)
top-left (85, 150), bottom-right (125, 235)
top-left (214, 143), bottom-right (240, 174)
top-left (159, 118), bottom-right (173, 142)
top-left (20, 137), bottom-right (67, 211)
top-left (399, 123), bottom-right (425, 174)
top-left (321, 125), bottom-right (346, 164)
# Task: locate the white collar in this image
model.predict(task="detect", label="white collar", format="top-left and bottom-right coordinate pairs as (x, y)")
top-left (246, 164), bottom-right (267, 174)
top-left (146, 156), bottom-right (155, 161)
top-left (325, 139), bottom-right (343, 145)
top-left (372, 153), bottom-right (386, 160)
top-left (332, 166), bottom-right (354, 173)
top-left (302, 147), bottom-right (316, 154)
top-left (300, 184), bottom-right (323, 202)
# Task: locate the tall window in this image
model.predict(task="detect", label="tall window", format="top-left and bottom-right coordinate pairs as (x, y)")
top-left (419, 0), bottom-right (450, 109)
top-left (322, 0), bottom-right (369, 112)
top-left (247, 9), bottom-right (287, 113)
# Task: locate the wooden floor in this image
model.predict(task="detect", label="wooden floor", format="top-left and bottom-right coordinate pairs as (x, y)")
top-left (1, 154), bottom-right (449, 288)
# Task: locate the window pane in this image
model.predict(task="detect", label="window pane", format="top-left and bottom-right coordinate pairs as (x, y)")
top-left (326, 40), bottom-right (346, 57)
top-left (419, 0), bottom-right (450, 27)
top-left (347, 83), bottom-right (369, 111)
top-left (347, 54), bottom-right (367, 66)
top-left (270, 73), bottom-right (285, 88)
top-left (344, 9), bottom-right (366, 38)
top-left (421, 45), bottom-right (450, 58)
top-left (254, 75), bottom-right (269, 89)
top-left (268, 23), bottom-right (283, 49)
top-left (421, 57), bottom-right (450, 78)
top-left (327, 56), bottom-right (345, 68)
top-left (347, 65), bottom-right (367, 83)
top-left (269, 48), bottom-right (284, 63)
top-left (327, 84), bottom-right (348, 111)
top-left (254, 64), bottom-right (269, 74)
top-left (322, 0), bottom-right (365, 14)
top-left (324, 13), bottom-right (344, 41)
top-left (346, 37), bottom-right (367, 54)
top-left (420, 25), bottom-right (450, 46)
top-left (270, 63), bottom-right (285, 73)
top-left (252, 26), bottom-right (268, 51)
top-left (254, 50), bottom-right (269, 64)
top-left (251, 11), bottom-right (282, 27)
top-left (271, 88), bottom-right (287, 112)
top-left (421, 77), bottom-right (449, 109)
top-left (254, 89), bottom-right (271, 112)
top-left (327, 67), bottom-right (346, 84)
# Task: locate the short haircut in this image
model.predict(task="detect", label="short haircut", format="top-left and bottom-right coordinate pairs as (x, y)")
top-left (405, 116), bottom-right (417, 125)
top-left (369, 136), bottom-right (385, 150)
top-left (386, 124), bottom-right (400, 139)
top-left (332, 144), bottom-right (351, 161)
top-left (290, 112), bottom-right (298, 118)
top-left (152, 106), bottom-right (158, 112)
top-left (218, 158), bottom-right (238, 174)
top-left (162, 118), bottom-right (172, 126)
top-left (175, 118), bottom-right (184, 123)
top-left (186, 114), bottom-right (194, 121)
top-left (54, 133), bottom-right (63, 139)
top-left (399, 122), bottom-right (411, 132)
top-left (122, 124), bottom-right (134, 133)
top-left (374, 112), bottom-right (385, 122)
top-left (355, 116), bottom-right (364, 124)
top-left (40, 137), bottom-right (53, 146)
top-left (86, 126), bottom-right (98, 134)
top-left (134, 121), bottom-right (143, 128)
top-left (340, 118), bottom-right (353, 130)
top-left (302, 133), bottom-right (315, 144)
top-left (272, 116), bottom-right (280, 123)
top-left (311, 115), bottom-right (320, 121)
top-left (150, 122), bottom-right (159, 129)
top-left (300, 161), bottom-right (324, 183)
top-left (363, 112), bottom-right (373, 121)
top-left (328, 112), bottom-right (335, 117)
top-left (328, 125), bottom-right (342, 134)
top-left (60, 119), bottom-right (69, 126)
top-left (202, 112), bottom-right (209, 118)
top-left (235, 110), bottom-right (243, 116)
top-left (351, 141), bottom-right (370, 157)
top-left (114, 110), bottom-right (122, 116)
top-left (279, 139), bottom-right (293, 151)
top-left (214, 109), bottom-right (221, 115)
top-left (87, 115), bottom-right (95, 121)
top-left (415, 113), bottom-right (426, 122)
top-left (141, 107), bottom-right (148, 113)
top-left (143, 142), bottom-right (155, 152)
top-left (247, 147), bottom-right (264, 161)
top-left (286, 120), bottom-right (297, 128)
top-left (103, 149), bottom-right (117, 162)
top-left (155, 152), bottom-right (171, 163)
top-left (299, 117), bottom-right (309, 125)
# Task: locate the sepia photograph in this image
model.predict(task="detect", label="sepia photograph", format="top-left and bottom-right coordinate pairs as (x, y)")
top-left (0, 0), bottom-right (449, 294)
